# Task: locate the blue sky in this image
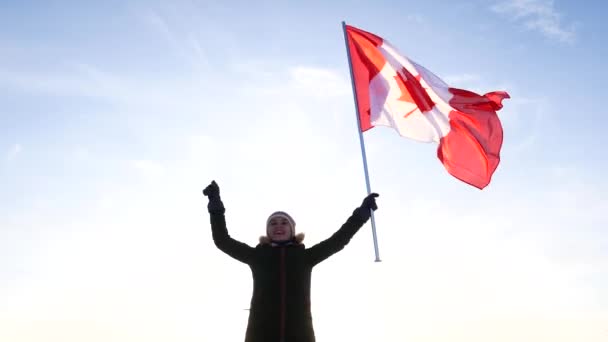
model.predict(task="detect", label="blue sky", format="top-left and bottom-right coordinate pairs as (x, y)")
top-left (1, 1), bottom-right (607, 341)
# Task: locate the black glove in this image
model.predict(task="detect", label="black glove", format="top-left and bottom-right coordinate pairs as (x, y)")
top-left (203, 180), bottom-right (220, 200)
top-left (360, 193), bottom-right (379, 211)
top-left (203, 180), bottom-right (224, 213)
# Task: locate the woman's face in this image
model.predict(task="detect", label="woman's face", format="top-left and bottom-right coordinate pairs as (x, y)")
top-left (267, 217), bottom-right (292, 242)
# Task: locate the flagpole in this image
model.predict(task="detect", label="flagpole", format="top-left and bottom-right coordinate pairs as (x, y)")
top-left (341, 21), bottom-right (381, 262)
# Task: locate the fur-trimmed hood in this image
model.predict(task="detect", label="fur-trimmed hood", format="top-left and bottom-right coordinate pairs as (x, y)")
top-left (259, 232), bottom-right (305, 245)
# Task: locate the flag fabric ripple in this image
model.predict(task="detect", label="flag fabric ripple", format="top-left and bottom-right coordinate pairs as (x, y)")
top-left (345, 24), bottom-right (510, 189)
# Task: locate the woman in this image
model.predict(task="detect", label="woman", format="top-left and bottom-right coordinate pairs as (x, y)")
top-left (203, 180), bottom-right (378, 342)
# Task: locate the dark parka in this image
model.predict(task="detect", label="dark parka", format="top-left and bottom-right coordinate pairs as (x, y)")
top-left (207, 198), bottom-right (370, 342)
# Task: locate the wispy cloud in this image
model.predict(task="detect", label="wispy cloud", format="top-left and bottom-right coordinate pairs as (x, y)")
top-left (443, 73), bottom-right (481, 88)
top-left (498, 93), bottom-right (549, 154)
top-left (288, 66), bottom-right (351, 98)
top-left (405, 14), bottom-right (425, 25)
top-left (491, 0), bottom-right (576, 43)
top-left (139, 7), bottom-right (214, 74)
top-left (0, 63), bottom-right (220, 116)
top-left (130, 160), bottom-right (167, 183)
top-left (6, 143), bottom-right (22, 161)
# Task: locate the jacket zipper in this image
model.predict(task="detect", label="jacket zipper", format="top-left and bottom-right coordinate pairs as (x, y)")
top-left (279, 247), bottom-right (286, 342)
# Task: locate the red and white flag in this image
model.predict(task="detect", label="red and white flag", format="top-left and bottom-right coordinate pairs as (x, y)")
top-left (345, 25), bottom-right (509, 189)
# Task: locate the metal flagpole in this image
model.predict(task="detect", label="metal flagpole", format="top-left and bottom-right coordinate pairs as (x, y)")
top-left (341, 21), bottom-right (381, 262)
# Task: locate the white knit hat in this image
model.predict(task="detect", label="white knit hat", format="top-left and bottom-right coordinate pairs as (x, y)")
top-left (266, 211), bottom-right (296, 238)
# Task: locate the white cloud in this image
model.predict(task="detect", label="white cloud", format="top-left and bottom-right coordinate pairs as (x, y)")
top-left (492, 0), bottom-right (576, 43)
top-left (130, 159), bottom-right (167, 183)
top-left (140, 8), bottom-right (211, 73)
top-left (405, 14), bottom-right (426, 24)
top-left (142, 9), bottom-right (173, 43)
top-left (443, 73), bottom-right (481, 87)
top-left (491, 90), bottom-right (550, 155)
top-left (72, 146), bottom-right (90, 160)
top-left (6, 143), bottom-right (22, 161)
top-left (0, 63), bottom-right (226, 120)
top-left (0, 66), bottom-right (128, 101)
top-left (288, 66), bottom-right (351, 98)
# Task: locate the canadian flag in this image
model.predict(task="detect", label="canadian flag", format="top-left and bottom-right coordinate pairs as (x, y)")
top-left (345, 25), bottom-right (509, 189)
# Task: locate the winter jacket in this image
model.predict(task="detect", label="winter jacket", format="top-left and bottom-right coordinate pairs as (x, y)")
top-left (208, 200), bottom-right (370, 342)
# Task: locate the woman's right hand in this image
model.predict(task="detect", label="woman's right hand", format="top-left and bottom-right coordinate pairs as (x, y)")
top-left (203, 180), bottom-right (220, 199)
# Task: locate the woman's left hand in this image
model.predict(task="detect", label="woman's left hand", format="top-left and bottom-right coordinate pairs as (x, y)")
top-left (360, 193), bottom-right (379, 211)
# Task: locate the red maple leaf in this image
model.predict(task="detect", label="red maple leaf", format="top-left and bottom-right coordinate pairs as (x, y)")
top-left (393, 67), bottom-right (435, 118)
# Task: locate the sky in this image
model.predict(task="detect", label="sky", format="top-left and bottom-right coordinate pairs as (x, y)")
top-left (1, 0), bottom-right (607, 341)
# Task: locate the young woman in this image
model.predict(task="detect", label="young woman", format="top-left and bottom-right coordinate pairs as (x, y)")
top-left (203, 180), bottom-right (378, 342)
